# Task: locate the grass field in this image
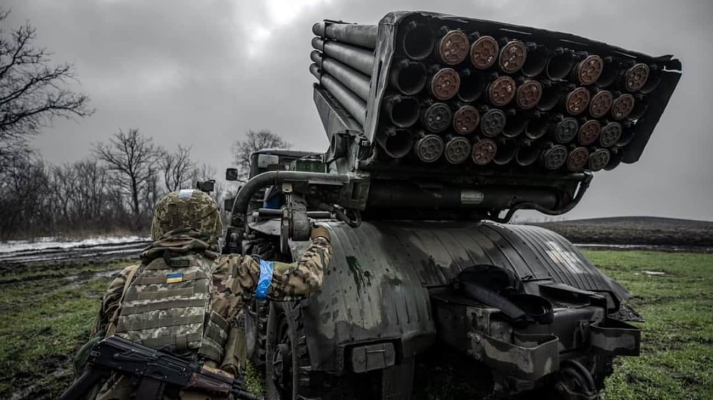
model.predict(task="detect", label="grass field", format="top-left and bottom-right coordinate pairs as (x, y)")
top-left (534, 217), bottom-right (713, 247)
top-left (0, 250), bottom-right (711, 399)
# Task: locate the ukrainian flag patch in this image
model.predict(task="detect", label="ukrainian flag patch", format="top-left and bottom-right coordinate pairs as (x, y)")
top-left (166, 272), bottom-right (184, 284)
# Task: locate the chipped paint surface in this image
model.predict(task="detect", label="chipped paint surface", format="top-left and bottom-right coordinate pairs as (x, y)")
top-left (545, 240), bottom-right (585, 274)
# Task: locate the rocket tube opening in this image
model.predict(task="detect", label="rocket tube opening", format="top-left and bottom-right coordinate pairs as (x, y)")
top-left (553, 117), bottom-right (579, 144)
top-left (487, 76), bottom-right (516, 107)
top-left (617, 128), bottom-right (635, 147)
top-left (578, 120), bottom-right (601, 146)
top-left (516, 145), bottom-right (540, 166)
top-left (588, 149), bottom-right (610, 171)
top-left (430, 68), bottom-right (460, 101)
top-left (624, 63), bottom-right (650, 92)
top-left (589, 90), bottom-right (613, 118)
top-left (502, 112), bottom-right (526, 138)
top-left (574, 55), bottom-right (604, 86)
top-left (611, 94), bottom-right (635, 120)
top-left (437, 30), bottom-right (469, 65)
top-left (516, 80), bottom-right (543, 110)
top-left (541, 145), bottom-right (568, 170)
top-left (522, 46), bottom-right (548, 77)
top-left (378, 128), bottom-right (413, 159)
top-left (628, 101), bottom-right (648, 120)
top-left (421, 102), bottom-right (452, 133)
top-left (567, 147), bottom-right (590, 172)
top-left (458, 69), bottom-right (486, 102)
top-left (493, 142), bottom-right (517, 165)
top-left (640, 74), bottom-right (661, 94)
top-left (385, 96), bottom-right (419, 128)
top-left (565, 87), bottom-right (591, 116)
top-left (444, 136), bottom-right (472, 164)
top-left (546, 51), bottom-right (574, 80)
top-left (525, 116), bottom-right (550, 140)
top-left (391, 61), bottom-right (427, 95)
top-left (538, 83), bottom-right (560, 111)
top-left (596, 60), bottom-right (618, 88)
top-left (599, 122), bottom-right (623, 148)
top-left (414, 134), bottom-right (445, 163)
top-left (470, 36), bottom-right (499, 70)
top-left (453, 105), bottom-right (480, 135)
top-left (402, 24), bottom-right (435, 61)
top-left (605, 149), bottom-right (623, 171)
top-left (498, 40), bottom-right (527, 74)
top-left (472, 138), bottom-right (497, 165)
top-left (480, 109), bottom-right (506, 137)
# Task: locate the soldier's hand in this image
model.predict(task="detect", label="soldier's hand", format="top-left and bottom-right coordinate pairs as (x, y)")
top-left (310, 224), bottom-right (331, 242)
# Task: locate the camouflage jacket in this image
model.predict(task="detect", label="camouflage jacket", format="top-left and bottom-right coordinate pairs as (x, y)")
top-left (93, 229), bottom-right (332, 337)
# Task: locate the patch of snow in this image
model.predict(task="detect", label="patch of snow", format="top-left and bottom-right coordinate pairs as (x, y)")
top-left (0, 236), bottom-right (150, 253)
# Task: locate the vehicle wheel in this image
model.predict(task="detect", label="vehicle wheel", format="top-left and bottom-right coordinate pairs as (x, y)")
top-left (265, 302), bottom-right (370, 400)
top-left (246, 300), bottom-right (269, 368)
top-left (550, 361), bottom-right (600, 400)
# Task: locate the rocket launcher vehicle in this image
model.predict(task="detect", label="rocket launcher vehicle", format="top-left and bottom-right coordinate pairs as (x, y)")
top-left (308, 11), bottom-right (681, 221)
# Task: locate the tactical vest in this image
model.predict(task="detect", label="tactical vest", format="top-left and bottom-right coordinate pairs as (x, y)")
top-left (114, 251), bottom-right (228, 363)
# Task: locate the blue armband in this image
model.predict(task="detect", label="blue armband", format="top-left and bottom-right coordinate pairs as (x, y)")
top-left (256, 260), bottom-right (274, 300)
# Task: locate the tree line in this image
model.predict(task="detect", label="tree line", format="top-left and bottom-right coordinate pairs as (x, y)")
top-left (0, 129), bottom-right (224, 239)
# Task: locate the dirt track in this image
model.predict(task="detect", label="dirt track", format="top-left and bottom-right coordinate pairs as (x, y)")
top-left (0, 240), bottom-right (150, 265)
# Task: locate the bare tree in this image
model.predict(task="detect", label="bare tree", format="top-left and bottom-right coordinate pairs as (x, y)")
top-left (161, 145), bottom-right (195, 192)
top-left (0, 152), bottom-right (50, 239)
top-left (49, 163), bottom-right (78, 224)
top-left (93, 129), bottom-right (164, 221)
top-left (231, 130), bottom-right (291, 182)
top-left (0, 8), bottom-right (93, 164)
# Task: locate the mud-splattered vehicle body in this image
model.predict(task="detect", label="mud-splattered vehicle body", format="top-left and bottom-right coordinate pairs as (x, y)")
top-left (223, 11), bottom-right (680, 400)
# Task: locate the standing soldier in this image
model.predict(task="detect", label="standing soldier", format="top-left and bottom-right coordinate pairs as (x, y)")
top-left (72, 189), bottom-right (332, 399)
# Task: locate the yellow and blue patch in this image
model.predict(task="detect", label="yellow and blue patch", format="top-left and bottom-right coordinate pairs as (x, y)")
top-left (166, 272), bottom-right (184, 284)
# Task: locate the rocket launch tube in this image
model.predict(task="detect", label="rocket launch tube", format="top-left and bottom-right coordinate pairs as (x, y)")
top-left (310, 63), bottom-right (366, 126)
top-left (311, 38), bottom-right (375, 76)
top-left (311, 51), bottom-right (371, 100)
top-left (312, 22), bottom-right (378, 49)
top-left (312, 39), bottom-right (426, 96)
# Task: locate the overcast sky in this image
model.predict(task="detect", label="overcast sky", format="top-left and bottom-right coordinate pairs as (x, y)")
top-left (5, 0), bottom-right (713, 221)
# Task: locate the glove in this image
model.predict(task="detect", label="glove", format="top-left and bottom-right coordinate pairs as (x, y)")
top-left (310, 225), bottom-right (331, 242)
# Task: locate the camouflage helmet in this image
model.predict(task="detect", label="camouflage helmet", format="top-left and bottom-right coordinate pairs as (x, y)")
top-left (151, 189), bottom-right (223, 240)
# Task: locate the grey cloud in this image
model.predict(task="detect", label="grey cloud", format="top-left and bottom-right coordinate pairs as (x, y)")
top-left (4, 0), bottom-right (712, 220)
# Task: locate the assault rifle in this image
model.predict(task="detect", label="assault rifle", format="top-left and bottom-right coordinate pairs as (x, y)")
top-left (60, 335), bottom-right (263, 400)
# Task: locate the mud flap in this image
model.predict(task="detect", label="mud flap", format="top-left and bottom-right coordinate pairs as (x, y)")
top-left (590, 318), bottom-right (641, 356)
top-left (477, 333), bottom-right (560, 381)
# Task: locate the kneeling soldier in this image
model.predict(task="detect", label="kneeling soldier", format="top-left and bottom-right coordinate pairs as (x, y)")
top-left (73, 189), bottom-right (331, 399)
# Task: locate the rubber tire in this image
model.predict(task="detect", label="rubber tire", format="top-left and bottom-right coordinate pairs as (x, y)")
top-left (265, 302), bottom-right (371, 400)
top-left (246, 300), bottom-right (269, 368)
top-left (265, 301), bottom-right (316, 400)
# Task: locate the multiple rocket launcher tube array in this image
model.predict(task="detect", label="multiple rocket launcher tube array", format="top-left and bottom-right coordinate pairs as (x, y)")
top-left (310, 19), bottom-right (660, 172)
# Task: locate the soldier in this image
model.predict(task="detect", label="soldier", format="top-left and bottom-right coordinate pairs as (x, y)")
top-left (73, 188), bottom-right (332, 399)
